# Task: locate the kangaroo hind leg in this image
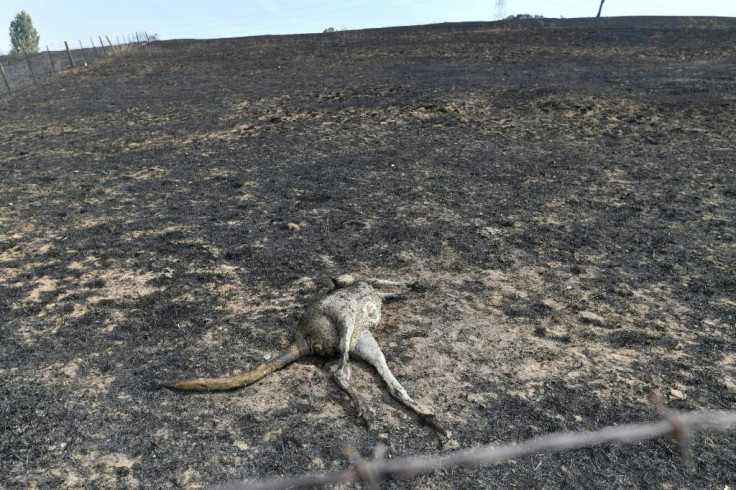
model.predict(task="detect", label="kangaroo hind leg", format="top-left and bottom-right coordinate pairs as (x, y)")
top-left (332, 310), bottom-right (372, 423)
top-left (333, 362), bottom-right (373, 425)
top-left (352, 330), bottom-right (449, 437)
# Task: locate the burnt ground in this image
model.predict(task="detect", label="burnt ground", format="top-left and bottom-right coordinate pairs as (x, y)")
top-left (1, 16), bottom-right (735, 489)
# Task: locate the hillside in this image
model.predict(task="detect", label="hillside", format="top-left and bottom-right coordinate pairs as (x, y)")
top-left (1, 17), bottom-right (735, 488)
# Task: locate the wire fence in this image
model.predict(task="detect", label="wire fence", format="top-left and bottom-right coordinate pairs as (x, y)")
top-left (0, 32), bottom-right (152, 96)
top-left (216, 409), bottom-right (736, 489)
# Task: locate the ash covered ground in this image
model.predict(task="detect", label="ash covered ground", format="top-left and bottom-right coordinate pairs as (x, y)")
top-left (1, 16), bottom-right (735, 488)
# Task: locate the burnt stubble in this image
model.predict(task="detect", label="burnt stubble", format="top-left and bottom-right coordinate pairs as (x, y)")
top-left (1, 16), bottom-right (734, 489)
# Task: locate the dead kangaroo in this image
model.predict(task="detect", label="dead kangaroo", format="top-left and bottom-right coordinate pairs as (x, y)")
top-left (164, 275), bottom-right (448, 437)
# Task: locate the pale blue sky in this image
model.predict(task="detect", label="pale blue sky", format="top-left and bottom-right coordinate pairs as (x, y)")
top-left (2, 0), bottom-right (735, 54)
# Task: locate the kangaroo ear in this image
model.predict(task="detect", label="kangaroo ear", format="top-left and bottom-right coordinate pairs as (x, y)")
top-left (330, 277), bottom-right (341, 289)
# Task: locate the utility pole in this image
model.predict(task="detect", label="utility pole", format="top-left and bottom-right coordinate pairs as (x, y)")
top-left (597, 0), bottom-right (605, 17)
top-left (494, 0), bottom-right (506, 20)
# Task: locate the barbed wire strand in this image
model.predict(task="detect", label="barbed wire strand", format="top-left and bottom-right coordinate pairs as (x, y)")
top-left (216, 410), bottom-right (736, 490)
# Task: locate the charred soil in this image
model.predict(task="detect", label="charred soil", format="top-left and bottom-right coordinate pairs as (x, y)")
top-left (1, 16), bottom-right (735, 489)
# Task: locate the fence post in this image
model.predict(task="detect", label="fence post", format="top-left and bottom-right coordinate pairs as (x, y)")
top-left (23, 50), bottom-right (37, 83)
top-left (99, 36), bottom-right (108, 54)
top-left (46, 45), bottom-right (56, 71)
top-left (0, 62), bottom-right (12, 93)
top-left (106, 36), bottom-right (115, 52)
top-left (65, 41), bottom-right (75, 67)
top-left (78, 40), bottom-right (88, 64)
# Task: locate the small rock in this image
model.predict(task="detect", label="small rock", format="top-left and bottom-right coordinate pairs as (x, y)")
top-left (669, 388), bottom-right (686, 400)
top-left (287, 222), bottom-right (301, 231)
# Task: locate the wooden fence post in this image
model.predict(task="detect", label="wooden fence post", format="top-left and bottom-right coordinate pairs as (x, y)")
top-left (0, 62), bottom-right (12, 93)
top-left (65, 41), bottom-right (75, 67)
top-left (46, 45), bottom-right (56, 71)
top-left (23, 50), bottom-right (37, 83)
top-left (78, 40), bottom-right (88, 64)
top-left (106, 36), bottom-right (115, 52)
top-left (99, 36), bottom-right (108, 54)
top-left (135, 33), bottom-right (141, 44)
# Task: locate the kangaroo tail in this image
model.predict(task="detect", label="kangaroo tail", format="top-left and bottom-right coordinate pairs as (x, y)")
top-left (162, 344), bottom-right (304, 392)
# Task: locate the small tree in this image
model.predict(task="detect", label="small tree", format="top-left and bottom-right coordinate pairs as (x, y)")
top-left (9, 11), bottom-right (40, 54)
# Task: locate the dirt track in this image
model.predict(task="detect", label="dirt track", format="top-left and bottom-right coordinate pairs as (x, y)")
top-left (1, 16), bottom-right (735, 488)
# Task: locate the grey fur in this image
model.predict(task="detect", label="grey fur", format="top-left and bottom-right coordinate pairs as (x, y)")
top-left (294, 277), bottom-right (448, 437)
